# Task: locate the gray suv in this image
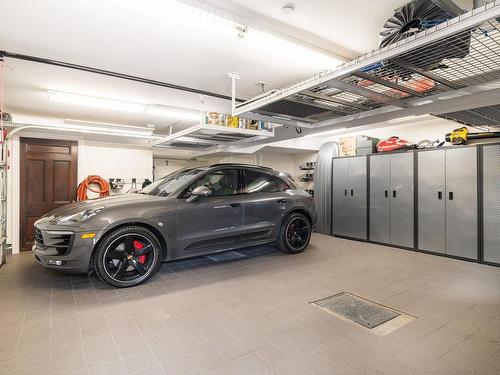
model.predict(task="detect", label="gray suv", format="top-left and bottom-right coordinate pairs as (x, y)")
top-left (33, 164), bottom-right (315, 287)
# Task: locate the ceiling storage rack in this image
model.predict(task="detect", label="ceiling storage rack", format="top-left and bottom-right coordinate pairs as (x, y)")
top-left (233, 1), bottom-right (500, 129)
top-left (152, 119), bottom-right (274, 150)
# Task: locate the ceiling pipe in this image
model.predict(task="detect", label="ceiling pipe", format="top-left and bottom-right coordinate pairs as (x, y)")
top-left (0, 50), bottom-right (245, 103)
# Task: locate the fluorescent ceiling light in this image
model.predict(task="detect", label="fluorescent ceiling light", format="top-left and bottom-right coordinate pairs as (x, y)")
top-left (304, 127), bottom-right (347, 138)
top-left (48, 91), bottom-right (200, 121)
top-left (64, 119), bottom-right (154, 137)
top-left (146, 106), bottom-right (200, 121)
top-left (48, 91), bottom-right (145, 113)
top-left (388, 115), bottom-right (428, 124)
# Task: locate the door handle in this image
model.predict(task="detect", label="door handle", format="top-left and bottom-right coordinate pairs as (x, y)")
top-left (344, 189), bottom-right (348, 196)
top-left (350, 189), bottom-right (353, 197)
top-left (438, 191), bottom-right (442, 200)
top-left (384, 190), bottom-right (388, 198)
top-left (393, 190), bottom-right (396, 198)
top-left (448, 192), bottom-right (454, 201)
top-left (277, 199), bottom-right (287, 204)
top-left (229, 203), bottom-right (241, 208)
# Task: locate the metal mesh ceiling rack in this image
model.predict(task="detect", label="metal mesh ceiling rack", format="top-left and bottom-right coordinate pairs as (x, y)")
top-left (151, 123), bottom-right (275, 150)
top-left (233, 1), bottom-right (500, 129)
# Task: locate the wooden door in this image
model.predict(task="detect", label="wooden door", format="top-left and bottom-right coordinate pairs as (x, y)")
top-left (20, 138), bottom-right (78, 251)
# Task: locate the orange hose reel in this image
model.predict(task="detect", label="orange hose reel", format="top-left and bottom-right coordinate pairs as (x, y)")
top-left (77, 175), bottom-right (110, 201)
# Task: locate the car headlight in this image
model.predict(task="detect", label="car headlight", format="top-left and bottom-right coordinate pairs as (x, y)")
top-left (53, 207), bottom-right (104, 225)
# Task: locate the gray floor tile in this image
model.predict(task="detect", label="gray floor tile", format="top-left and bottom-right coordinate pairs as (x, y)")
top-left (1, 234), bottom-right (500, 375)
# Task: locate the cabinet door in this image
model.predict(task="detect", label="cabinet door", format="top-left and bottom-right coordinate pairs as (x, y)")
top-left (483, 144), bottom-right (500, 264)
top-left (445, 148), bottom-right (478, 259)
top-left (418, 150), bottom-right (446, 253)
top-left (369, 154), bottom-right (391, 243)
top-left (332, 158), bottom-right (350, 236)
top-left (390, 153), bottom-right (414, 248)
top-left (348, 157), bottom-right (367, 240)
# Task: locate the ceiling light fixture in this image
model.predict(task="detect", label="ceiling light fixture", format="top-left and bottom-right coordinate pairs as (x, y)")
top-left (388, 115), bottom-right (428, 124)
top-left (47, 91), bottom-right (200, 121)
top-left (64, 119), bottom-right (155, 137)
top-left (304, 127), bottom-right (347, 138)
top-left (282, 3), bottom-right (296, 15)
top-left (146, 106), bottom-right (200, 121)
top-left (47, 91), bottom-right (145, 113)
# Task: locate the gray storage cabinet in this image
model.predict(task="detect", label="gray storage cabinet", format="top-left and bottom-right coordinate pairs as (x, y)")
top-left (370, 152), bottom-right (414, 248)
top-left (482, 144), bottom-right (500, 265)
top-left (418, 148), bottom-right (478, 259)
top-left (332, 156), bottom-right (367, 240)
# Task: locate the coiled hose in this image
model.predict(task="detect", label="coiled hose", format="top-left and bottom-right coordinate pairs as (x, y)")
top-left (77, 175), bottom-right (110, 201)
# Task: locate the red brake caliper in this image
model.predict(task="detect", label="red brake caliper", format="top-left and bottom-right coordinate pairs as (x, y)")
top-left (133, 240), bottom-right (147, 264)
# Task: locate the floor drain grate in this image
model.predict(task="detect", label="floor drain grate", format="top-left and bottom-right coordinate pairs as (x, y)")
top-left (312, 292), bottom-right (401, 329)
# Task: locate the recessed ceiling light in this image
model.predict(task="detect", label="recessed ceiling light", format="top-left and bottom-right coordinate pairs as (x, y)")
top-left (282, 3), bottom-right (295, 15)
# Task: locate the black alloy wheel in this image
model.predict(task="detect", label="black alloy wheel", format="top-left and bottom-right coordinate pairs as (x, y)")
top-left (277, 212), bottom-right (311, 253)
top-left (94, 226), bottom-right (161, 287)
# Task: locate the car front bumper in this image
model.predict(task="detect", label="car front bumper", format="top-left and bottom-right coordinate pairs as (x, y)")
top-left (32, 222), bottom-right (102, 274)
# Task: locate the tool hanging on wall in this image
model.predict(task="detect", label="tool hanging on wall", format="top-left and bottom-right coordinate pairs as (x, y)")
top-left (108, 178), bottom-right (125, 190)
top-left (445, 127), bottom-right (500, 145)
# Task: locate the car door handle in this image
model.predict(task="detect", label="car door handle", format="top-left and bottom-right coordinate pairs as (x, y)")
top-left (277, 199), bottom-right (287, 204)
top-left (229, 203), bottom-right (241, 207)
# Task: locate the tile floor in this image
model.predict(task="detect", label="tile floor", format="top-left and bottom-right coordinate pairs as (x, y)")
top-left (0, 234), bottom-right (499, 375)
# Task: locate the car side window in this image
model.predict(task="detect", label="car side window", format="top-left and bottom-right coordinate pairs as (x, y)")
top-left (186, 169), bottom-right (239, 197)
top-left (243, 169), bottom-right (290, 194)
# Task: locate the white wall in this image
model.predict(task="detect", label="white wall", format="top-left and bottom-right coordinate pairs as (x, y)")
top-left (80, 142), bottom-right (153, 196)
top-left (7, 133), bottom-right (153, 254)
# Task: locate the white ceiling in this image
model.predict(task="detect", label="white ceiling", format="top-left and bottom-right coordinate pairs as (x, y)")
top-left (225, 0), bottom-right (473, 56)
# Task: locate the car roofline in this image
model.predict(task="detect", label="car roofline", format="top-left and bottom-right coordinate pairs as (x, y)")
top-left (209, 163), bottom-right (274, 171)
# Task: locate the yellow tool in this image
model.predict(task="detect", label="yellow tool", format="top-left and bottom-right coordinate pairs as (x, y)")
top-left (445, 127), bottom-right (500, 145)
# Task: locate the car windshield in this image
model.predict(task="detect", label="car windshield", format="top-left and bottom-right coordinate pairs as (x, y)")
top-left (140, 168), bottom-right (204, 197)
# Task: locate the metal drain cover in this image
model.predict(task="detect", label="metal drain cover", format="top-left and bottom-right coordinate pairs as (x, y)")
top-left (312, 292), bottom-right (400, 329)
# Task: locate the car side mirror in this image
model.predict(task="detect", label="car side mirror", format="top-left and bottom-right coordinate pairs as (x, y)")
top-left (186, 185), bottom-right (212, 203)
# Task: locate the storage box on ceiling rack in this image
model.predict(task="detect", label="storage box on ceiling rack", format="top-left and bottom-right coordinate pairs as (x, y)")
top-left (205, 112), bottom-right (272, 132)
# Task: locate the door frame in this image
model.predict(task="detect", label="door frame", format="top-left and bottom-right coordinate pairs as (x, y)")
top-left (8, 133), bottom-right (83, 254)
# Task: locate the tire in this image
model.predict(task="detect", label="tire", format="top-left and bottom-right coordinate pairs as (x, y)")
top-left (276, 212), bottom-right (312, 254)
top-left (94, 225), bottom-right (161, 288)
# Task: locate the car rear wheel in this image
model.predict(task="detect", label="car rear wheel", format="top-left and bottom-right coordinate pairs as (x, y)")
top-left (94, 226), bottom-right (161, 288)
top-left (276, 212), bottom-right (311, 253)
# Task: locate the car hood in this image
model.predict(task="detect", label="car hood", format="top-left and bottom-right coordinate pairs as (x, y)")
top-left (42, 193), bottom-right (161, 220)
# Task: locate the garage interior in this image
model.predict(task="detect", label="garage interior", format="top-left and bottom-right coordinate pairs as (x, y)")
top-left (1, 0), bottom-right (500, 374)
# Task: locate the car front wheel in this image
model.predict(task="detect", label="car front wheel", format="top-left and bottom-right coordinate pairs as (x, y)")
top-left (276, 212), bottom-right (312, 254)
top-left (94, 225), bottom-right (161, 288)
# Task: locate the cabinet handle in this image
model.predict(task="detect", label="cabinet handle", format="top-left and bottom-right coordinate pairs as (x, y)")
top-left (393, 190), bottom-right (397, 198)
top-left (438, 191), bottom-right (442, 200)
top-left (350, 189), bottom-right (354, 197)
top-left (384, 190), bottom-right (388, 198)
top-left (449, 191), bottom-right (454, 201)
top-left (344, 189), bottom-right (347, 196)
